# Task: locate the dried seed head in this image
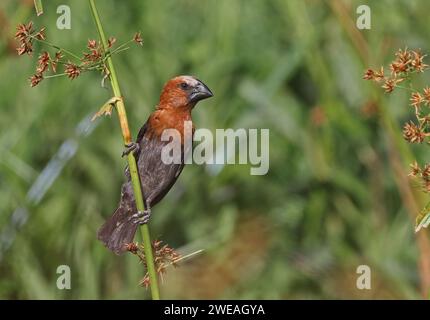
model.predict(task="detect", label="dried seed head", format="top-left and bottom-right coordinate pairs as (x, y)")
top-left (35, 27), bottom-right (46, 40)
top-left (373, 67), bottom-right (385, 82)
top-left (139, 275), bottom-right (150, 289)
top-left (403, 121), bottom-right (425, 143)
top-left (15, 22), bottom-right (33, 42)
top-left (49, 51), bottom-right (63, 74)
top-left (390, 61), bottom-right (409, 75)
top-left (16, 39), bottom-right (33, 56)
top-left (411, 50), bottom-right (429, 73)
top-left (36, 51), bottom-right (50, 73)
top-left (423, 87), bottom-right (430, 106)
top-left (54, 51), bottom-right (63, 61)
top-left (133, 32), bottom-right (143, 46)
top-left (82, 39), bottom-right (103, 65)
top-left (65, 62), bottom-right (81, 79)
top-left (422, 164), bottom-right (430, 179)
top-left (29, 73), bottom-right (43, 87)
top-left (382, 76), bottom-right (404, 93)
top-left (107, 37), bottom-right (116, 48)
top-left (87, 39), bottom-right (98, 50)
top-left (363, 69), bottom-right (375, 80)
top-left (125, 242), bottom-right (139, 254)
top-left (409, 161), bottom-right (421, 177)
top-left (16, 43), bottom-right (31, 56)
top-left (129, 240), bottom-right (181, 288)
top-left (410, 92), bottom-right (424, 108)
top-left (382, 79), bottom-right (395, 93)
top-left (395, 48), bottom-right (412, 64)
top-left (15, 22), bottom-right (46, 56)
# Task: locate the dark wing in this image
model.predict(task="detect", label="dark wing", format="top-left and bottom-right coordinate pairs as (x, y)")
top-left (136, 132), bottom-right (186, 208)
top-left (147, 129), bottom-right (194, 206)
top-left (124, 117), bottom-right (188, 208)
top-left (134, 120), bottom-right (149, 161)
top-left (124, 119), bottom-right (149, 179)
top-left (142, 128), bottom-right (194, 206)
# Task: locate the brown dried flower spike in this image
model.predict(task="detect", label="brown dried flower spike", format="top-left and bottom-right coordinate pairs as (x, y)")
top-left (107, 37), bottom-right (116, 48)
top-left (403, 122), bottom-right (426, 144)
top-left (410, 92), bottom-right (424, 108)
top-left (409, 161), bottom-right (421, 177)
top-left (15, 22), bottom-right (34, 55)
top-left (29, 73), bottom-right (43, 87)
top-left (36, 51), bottom-right (50, 73)
top-left (133, 32), bottom-right (143, 46)
top-left (408, 161), bottom-right (430, 194)
top-left (16, 21), bottom-right (143, 88)
top-left (15, 22), bottom-right (46, 56)
top-left (364, 49), bottom-right (429, 95)
top-left (382, 77), bottom-right (404, 93)
top-left (411, 50), bottom-right (429, 73)
top-left (65, 62), bottom-right (81, 79)
top-left (126, 240), bottom-right (181, 288)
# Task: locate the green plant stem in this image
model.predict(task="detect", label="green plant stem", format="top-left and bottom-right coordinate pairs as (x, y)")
top-left (88, 0), bottom-right (160, 300)
top-left (33, 0), bottom-right (43, 16)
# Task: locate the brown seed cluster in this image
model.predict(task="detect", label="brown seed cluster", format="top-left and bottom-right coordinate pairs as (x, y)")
top-left (126, 240), bottom-right (181, 288)
top-left (82, 39), bottom-right (104, 65)
top-left (365, 48), bottom-right (430, 203)
top-left (364, 48), bottom-right (428, 94)
top-left (408, 162), bottom-right (430, 193)
top-left (15, 21), bottom-right (45, 56)
top-left (28, 50), bottom-right (64, 87)
top-left (124, 242), bottom-right (139, 254)
top-left (133, 32), bottom-right (143, 46)
top-left (64, 62), bottom-right (81, 79)
top-left (365, 48), bottom-right (430, 144)
top-left (15, 21), bottom-right (143, 87)
top-left (403, 122), bottom-right (427, 143)
top-left (29, 73), bottom-right (43, 87)
top-left (404, 86), bottom-right (430, 144)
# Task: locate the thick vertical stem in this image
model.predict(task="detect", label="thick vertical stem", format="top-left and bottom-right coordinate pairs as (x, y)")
top-left (88, 0), bottom-right (160, 300)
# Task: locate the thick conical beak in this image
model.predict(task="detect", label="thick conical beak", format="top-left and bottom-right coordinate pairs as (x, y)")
top-left (189, 79), bottom-right (213, 103)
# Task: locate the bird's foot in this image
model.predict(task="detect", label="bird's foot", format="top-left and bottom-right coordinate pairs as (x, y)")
top-left (122, 142), bottom-right (140, 157)
top-left (130, 209), bottom-right (151, 225)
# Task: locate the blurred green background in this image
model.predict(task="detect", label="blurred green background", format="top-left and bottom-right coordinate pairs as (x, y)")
top-left (1, 0), bottom-right (430, 299)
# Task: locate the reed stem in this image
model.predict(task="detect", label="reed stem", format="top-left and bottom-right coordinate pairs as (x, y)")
top-left (88, 0), bottom-right (160, 300)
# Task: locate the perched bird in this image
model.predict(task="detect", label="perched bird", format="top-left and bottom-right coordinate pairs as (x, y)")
top-left (98, 75), bottom-right (213, 254)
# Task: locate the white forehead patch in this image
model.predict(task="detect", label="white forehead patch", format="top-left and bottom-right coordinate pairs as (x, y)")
top-left (180, 76), bottom-right (199, 86)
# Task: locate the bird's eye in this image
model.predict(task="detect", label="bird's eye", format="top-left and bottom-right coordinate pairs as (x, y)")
top-left (180, 82), bottom-right (189, 89)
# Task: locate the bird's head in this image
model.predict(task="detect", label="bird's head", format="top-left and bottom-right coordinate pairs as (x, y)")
top-left (158, 75), bottom-right (213, 109)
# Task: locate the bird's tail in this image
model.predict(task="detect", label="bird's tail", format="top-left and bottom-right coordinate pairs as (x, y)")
top-left (97, 183), bottom-right (138, 254)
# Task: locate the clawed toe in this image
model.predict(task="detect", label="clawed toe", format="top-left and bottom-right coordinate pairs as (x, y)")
top-left (122, 142), bottom-right (140, 157)
top-left (130, 209), bottom-right (151, 225)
